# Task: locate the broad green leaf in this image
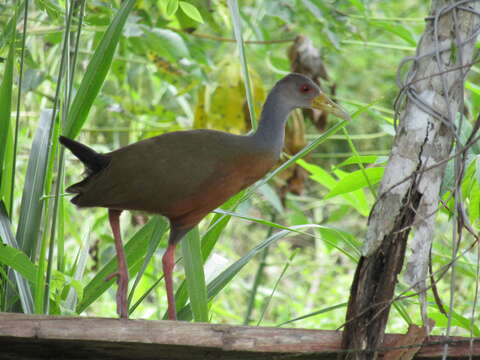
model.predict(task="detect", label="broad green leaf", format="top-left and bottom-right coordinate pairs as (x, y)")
top-left (0, 244), bottom-right (38, 284)
top-left (64, 0), bottom-right (135, 138)
top-left (297, 159), bottom-right (370, 216)
top-left (166, 0), bottom-right (179, 17)
top-left (179, 1), bottom-right (203, 23)
top-left (176, 0), bottom-right (219, 32)
top-left (325, 167), bottom-right (384, 199)
top-left (16, 109), bottom-right (54, 259)
top-left (469, 183), bottom-right (480, 224)
top-left (370, 21), bottom-right (417, 46)
top-left (144, 28), bottom-right (190, 61)
top-left (297, 159), bottom-right (337, 188)
top-left (466, 81), bottom-right (480, 96)
top-left (182, 227), bottom-right (208, 322)
top-left (429, 307), bottom-right (480, 336)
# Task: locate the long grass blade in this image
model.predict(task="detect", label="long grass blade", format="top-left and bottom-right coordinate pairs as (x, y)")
top-left (0, 123), bottom-right (14, 217)
top-left (227, 0), bottom-right (256, 129)
top-left (244, 215), bottom-right (276, 325)
top-left (177, 224), bottom-right (322, 321)
top-left (162, 192), bottom-right (242, 319)
top-left (181, 227), bottom-right (209, 322)
top-left (0, 36), bottom-right (15, 207)
top-left (65, 227), bottom-right (91, 312)
top-left (276, 302), bottom-right (348, 327)
top-left (44, 0), bottom-right (80, 314)
top-left (64, 0), bottom-right (136, 139)
top-left (127, 216), bottom-right (168, 310)
top-left (16, 109), bottom-right (54, 259)
top-left (10, 0), bottom-right (30, 216)
top-left (256, 249), bottom-right (298, 326)
top-left (0, 202), bottom-right (34, 313)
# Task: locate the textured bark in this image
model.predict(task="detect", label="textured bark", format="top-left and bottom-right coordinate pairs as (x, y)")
top-left (340, 1), bottom-right (480, 359)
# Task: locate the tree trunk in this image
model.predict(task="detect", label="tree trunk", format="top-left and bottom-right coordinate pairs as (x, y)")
top-left (340, 1), bottom-right (480, 359)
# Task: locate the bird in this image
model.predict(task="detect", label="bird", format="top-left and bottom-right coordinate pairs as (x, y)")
top-left (59, 73), bottom-right (350, 320)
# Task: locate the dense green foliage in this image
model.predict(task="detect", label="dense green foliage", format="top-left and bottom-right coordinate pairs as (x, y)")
top-left (0, 0), bottom-right (479, 336)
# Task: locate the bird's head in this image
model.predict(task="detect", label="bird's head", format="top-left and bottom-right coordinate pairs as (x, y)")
top-left (274, 73), bottom-right (351, 121)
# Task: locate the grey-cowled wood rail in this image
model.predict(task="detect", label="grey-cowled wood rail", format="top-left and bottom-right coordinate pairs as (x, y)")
top-left (60, 73), bottom-right (350, 320)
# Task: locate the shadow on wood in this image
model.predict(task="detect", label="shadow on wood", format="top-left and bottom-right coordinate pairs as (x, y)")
top-left (0, 313), bottom-right (479, 359)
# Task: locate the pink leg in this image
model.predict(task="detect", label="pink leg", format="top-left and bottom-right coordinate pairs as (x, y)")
top-left (162, 243), bottom-right (177, 320)
top-left (108, 209), bottom-right (129, 319)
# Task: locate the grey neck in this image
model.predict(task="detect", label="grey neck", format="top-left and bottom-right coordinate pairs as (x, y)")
top-left (251, 89), bottom-right (292, 158)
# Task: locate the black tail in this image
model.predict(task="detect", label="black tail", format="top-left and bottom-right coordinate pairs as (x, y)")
top-left (59, 136), bottom-right (110, 173)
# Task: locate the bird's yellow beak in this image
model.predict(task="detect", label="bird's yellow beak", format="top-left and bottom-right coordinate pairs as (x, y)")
top-left (311, 93), bottom-right (352, 121)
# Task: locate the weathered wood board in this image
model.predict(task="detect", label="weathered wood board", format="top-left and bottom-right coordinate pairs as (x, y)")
top-left (0, 313), bottom-right (478, 359)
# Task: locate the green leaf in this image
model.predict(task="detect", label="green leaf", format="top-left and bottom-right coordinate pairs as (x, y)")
top-left (336, 155), bottom-right (380, 168)
top-left (429, 307), bottom-right (480, 336)
top-left (277, 302), bottom-right (347, 327)
top-left (325, 167), bottom-right (384, 199)
top-left (241, 119), bottom-right (349, 204)
top-left (144, 28), bottom-right (190, 61)
top-left (16, 109), bottom-right (54, 259)
top-left (162, 191), bottom-right (242, 319)
top-left (0, 19), bottom-right (16, 210)
top-left (297, 159), bottom-right (370, 217)
top-left (128, 216), bottom-right (168, 312)
top-left (257, 249), bottom-right (298, 326)
top-left (0, 120), bottom-right (14, 213)
top-left (179, 1), bottom-right (204, 23)
top-left (64, 227), bottom-right (91, 312)
top-left (0, 202), bottom-right (34, 313)
top-left (0, 39), bottom-right (14, 182)
top-left (36, 0), bottom-right (64, 19)
top-left (347, 0), bottom-right (365, 12)
top-left (177, 224), bottom-right (325, 321)
top-left (371, 21), bottom-right (416, 46)
top-left (0, 244), bottom-right (38, 284)
top-left (64, 0), bottom-right (136, 138)
top-left (227, 0), bottom-right (256, 129)
top-left (182, 227), bottom-right (209, 322)
top-left (166, 0), bottom-right (179, 17)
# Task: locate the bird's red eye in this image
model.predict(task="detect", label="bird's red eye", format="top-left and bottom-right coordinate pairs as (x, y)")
top-left (300, 84), bottom-right (311, 93)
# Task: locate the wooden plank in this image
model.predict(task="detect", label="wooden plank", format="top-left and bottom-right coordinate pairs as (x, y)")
top-left (0, 312), bottom-right (479, 359)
